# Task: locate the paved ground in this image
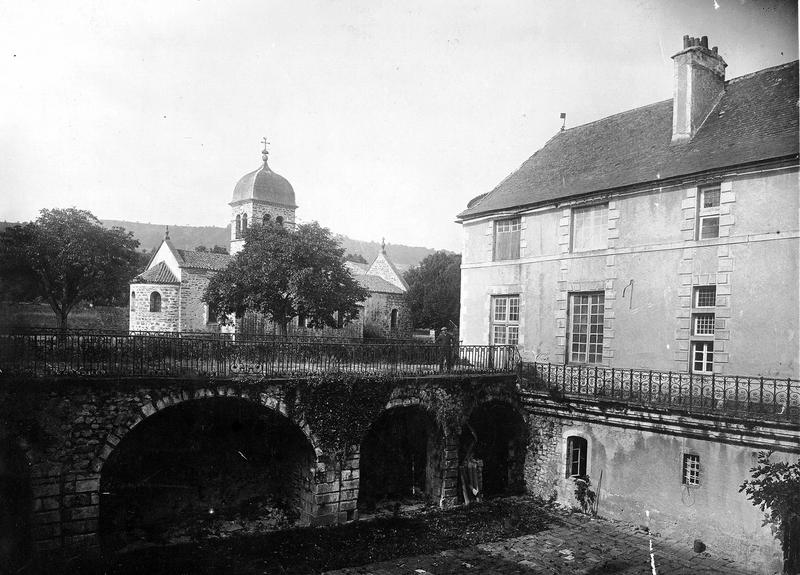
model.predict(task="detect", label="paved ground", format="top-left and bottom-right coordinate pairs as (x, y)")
top-left (324, 512), bottom-right (755, 575)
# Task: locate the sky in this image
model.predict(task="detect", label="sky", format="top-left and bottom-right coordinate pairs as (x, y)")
top-left (0, 0), bottom-right (797, 253)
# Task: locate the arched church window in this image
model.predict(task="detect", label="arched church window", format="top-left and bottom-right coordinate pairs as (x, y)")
top-left (242, 213), bottom-right (248, 230)
top-left (235, 215), bottom-right (241, 239)
top-left (390, 309), bottom-right (398, 330)
top-left (276, 216), bottom-right (284, 226)
top-left (263, 214), bottom-right (271, 226)
top-left (150, 292), bottom-right (162, 313)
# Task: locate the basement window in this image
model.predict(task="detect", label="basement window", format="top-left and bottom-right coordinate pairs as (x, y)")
top-left (682, 454), bottom-right (701, 486)
top-left (566, 436), bottom-right (588, 477)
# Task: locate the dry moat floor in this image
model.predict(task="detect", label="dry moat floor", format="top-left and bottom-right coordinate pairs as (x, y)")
top-left (58, 497), bottom-right (755, 575)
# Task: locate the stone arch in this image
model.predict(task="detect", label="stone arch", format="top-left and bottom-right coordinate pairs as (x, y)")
top-left (461, 397), bottom-right (529, 499)
top-left (96, 386), bottom-right (323, 549)
top-left (93, 385), bottom-right (323, 473)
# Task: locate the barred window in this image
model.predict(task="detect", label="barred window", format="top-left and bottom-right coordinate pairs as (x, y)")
top-left (566, 436), bottom-right (588, 477)
top-left (691, 341), bottom-right (714, 374)
top-left (572, 204), bottom-right (608, 252)
top-left (693, 313), bottom-right (715, 336)
top-left (682, 454), bottom-right (700, 486)
top-left (493, 218), bottom-right (521, 261)
top-left (491, 295), bottom-right (519, 345)
top-left (695, 286), bottom-right (716, 307)
top-left (568, 292), bottom-right (604, 364)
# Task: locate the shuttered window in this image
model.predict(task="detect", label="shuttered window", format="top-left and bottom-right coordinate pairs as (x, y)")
top-left (493, 218), bottom-right (521, 261)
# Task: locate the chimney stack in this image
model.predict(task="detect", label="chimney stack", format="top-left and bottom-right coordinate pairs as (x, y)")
top-left (671, 35), bottom-right (727, 142)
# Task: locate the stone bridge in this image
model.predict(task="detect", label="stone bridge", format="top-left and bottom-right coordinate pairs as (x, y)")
top-left (1, 367), bottom-right (798, 574)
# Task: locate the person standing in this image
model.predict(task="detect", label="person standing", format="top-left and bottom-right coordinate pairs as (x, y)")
top-left (436, 326), bottom-right (454, 372)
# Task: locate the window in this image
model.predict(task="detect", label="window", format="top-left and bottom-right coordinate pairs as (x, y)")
top-left (149, 292), bottom-right (161, 313)
top-left (241, 213), bottom-right (248, 231)
top-left (130, 291), bottom-right (136, 308)
top-left (276, 216), bottom-right (284, 226)
top-left (390, 309), bottom-right (398, 330)
top-left (263, 214), bottom-right (271, 225)
top-left (235, 214), bottom-right (241, 239)
top-left (693, 313), bottom-right (715, 336)
top-left (697, 185), bottom-right (720, 239)
top-left (568, 293), bottom-right (604, 364)
top-left (691, 341), bottom-right (714, 374)
top-left (206, 302), bottom-right (218, 324)
top-left (682, 454), bottom-right (701, 486)
top-left (571, 204), bottom-right (608, 252)
top-left (566, 436), bottom-right (588, 477)
top-left (493, 218), bottom-right (521, 261)
top-left (491, 295), bottom-right (519, 345)
top-left (694, 285), bottom-right (716, 307)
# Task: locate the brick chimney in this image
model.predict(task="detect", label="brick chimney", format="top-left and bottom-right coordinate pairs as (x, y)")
top-left (671, 35), bottom-right (727, 142)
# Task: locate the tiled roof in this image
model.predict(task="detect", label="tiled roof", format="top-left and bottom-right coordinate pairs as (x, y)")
top-left (459, 61), bottom-right (799, 220)
top-left (134, 261), bottom-right (179, 284)
top-left (357, 274), bottom-right (406, 294)
top-left (176, 249), bottom-right (233, 271)
top-left (345, 261), bottom-right (369, 275)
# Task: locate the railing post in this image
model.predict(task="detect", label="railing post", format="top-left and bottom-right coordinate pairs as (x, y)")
top-left (786, 378), bottom-right (792, 419)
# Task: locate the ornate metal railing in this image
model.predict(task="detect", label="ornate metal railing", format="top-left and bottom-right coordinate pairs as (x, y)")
top-left (0, 333), bottom-right (519, 378)
top-left (519, 362), bottom-right (800, 423)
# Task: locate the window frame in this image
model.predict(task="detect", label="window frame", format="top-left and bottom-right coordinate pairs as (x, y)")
top-left (567, 292), bottom-right (605, 365)
top-left (571, 204), bottom-right (608, 252)
top-left (694, 285), bottom-right (717, 308)
top-left (566, 436), bottom-right (588, 478)
top-left (697, 185), bottom-right (721, 240)
top-left (682, 453), bottom-right (701, 486)
top-left (692, 313), bottom-right (715, 336)
top-left (493, 217), bottom-right (521, 261)
top-left (690, 341), bottom-right (714, 374)
top-left (491, 294), bottom-right (520, 345)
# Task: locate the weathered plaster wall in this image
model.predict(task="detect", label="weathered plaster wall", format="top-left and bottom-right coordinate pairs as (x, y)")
top-left (459, 167), bottom-right (800, 378)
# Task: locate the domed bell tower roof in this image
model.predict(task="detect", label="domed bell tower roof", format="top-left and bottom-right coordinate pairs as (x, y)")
top-left (230, 145), bottom-right (296, 207)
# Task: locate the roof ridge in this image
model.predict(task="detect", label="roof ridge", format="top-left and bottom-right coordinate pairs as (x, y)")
top-left (726, 60), bottom-right (799, 85)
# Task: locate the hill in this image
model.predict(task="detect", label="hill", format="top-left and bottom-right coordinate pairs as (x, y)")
top-left (104, 220), bottom-right (444, 269)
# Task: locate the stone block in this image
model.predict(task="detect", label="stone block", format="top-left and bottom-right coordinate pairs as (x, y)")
top-left (33, 538), bottom-right (62, 552)
top-left (34, 497), bottom-right (60, 512)
top-left (315, 481), bottom-right (340, 495)
top-left (63, 517), bottom-right (99, 534)
top-left (338, 499), bottom-right (358, 511)
top-left (33, 483), bottom-right (61, 498)
top-left (33, 510), bottom-right (61, 525)
top-left (68, 505), bottom-right (99, 521)
top-left (75, 478), bottom-right (100, 493)
top-left (315, 493), bottom-right (340, 505)
top-left (340, 479), bottom-right (359, 491)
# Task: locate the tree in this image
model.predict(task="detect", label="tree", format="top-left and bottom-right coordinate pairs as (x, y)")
top-left (0, 208), bottom-right (140, 329)
top-left (739, 452), bottom-right (800, 573)
top-left (195, 245), bottom-right (228, 254)
top-left (203, 222), bottom-right (369, 335)
top-left (403, 251), bottom-right (461, 330)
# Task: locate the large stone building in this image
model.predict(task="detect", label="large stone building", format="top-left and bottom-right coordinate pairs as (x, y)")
top-left (130, 148), bottom-right (411, 337)
top-left (458, 36), bottom-right (798, 378)
top-left (457, 35), bottom-right (799, 570)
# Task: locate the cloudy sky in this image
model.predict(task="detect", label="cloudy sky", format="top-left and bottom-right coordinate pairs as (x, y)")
top-left (1, 0), bottom-right (796, 252)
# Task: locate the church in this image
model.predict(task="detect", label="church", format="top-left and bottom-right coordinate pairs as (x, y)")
top-left (129, 145), bottom-right (411, 338)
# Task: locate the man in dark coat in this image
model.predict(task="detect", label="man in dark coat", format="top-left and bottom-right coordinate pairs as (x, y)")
top-left (436, 326), bottom-right (454, 372)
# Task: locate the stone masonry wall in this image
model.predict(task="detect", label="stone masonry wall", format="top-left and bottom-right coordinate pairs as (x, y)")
top-left (179, 269), bottom-right (219, 333)
top-left (129, 284), bottom-right (180, 332)
top-left (363, 292), bottom-right (412, 339)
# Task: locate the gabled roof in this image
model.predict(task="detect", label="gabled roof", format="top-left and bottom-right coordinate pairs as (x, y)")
top-left (367, 250), bottom-right (409, 291)
top-left (345, 261), bottom-right (369, 275)
top-left (458, 61), bottom-right (799, 220)
top-left (175, 249), bottom-right (232, 271)
top-left (357, 274), bottom-right (406, 294)
top-left (134, 261), bottom-right (179, 284)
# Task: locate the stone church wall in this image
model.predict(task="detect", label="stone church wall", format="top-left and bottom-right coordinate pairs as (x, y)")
top-left (230, 201), bottom-right (296, 255)
top-left (129, 284), bottom-right (180, 332)
top-left (363, 292), bottom-right (411, 339)
top-left (179, 269), bottom-right (219, 333)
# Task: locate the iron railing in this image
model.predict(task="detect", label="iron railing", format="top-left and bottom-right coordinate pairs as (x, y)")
top-left (519, 362), bottom-right (800, 423)
top-left (0, 333), bottom-right (519, 378)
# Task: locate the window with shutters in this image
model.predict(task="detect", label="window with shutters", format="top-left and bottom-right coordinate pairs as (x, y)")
top-left (493, 218), bottom-right (521, 261)
top-left (571, 204), bottom-right (608, 252)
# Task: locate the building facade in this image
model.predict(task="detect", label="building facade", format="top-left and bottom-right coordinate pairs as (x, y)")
top-left (458, 37), bottom-right (799, 379)
top-left (130, 148), bottom-right (411, 337)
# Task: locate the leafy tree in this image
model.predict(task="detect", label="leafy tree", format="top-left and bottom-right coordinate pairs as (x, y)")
top-left (195, 245), bottom-right (228, 254)
top-left (194, 245), bottom-right (209, 252)
top-left (740, 451), bottom-right (800, 573)
top-left (203, 222), bottom-right (369, 335)
top-left (344, 252), bottom-right (368, 264)
top-left (403, 251), bottom-right (461, 330)
top-left (0, 208), bottom-right (140, 329)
